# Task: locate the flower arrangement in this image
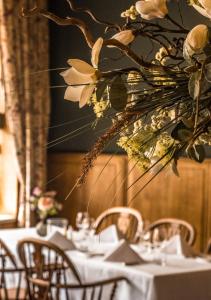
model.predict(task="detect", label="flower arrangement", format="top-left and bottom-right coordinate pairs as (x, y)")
top-left (22, 0), bottom-right (211, 193)
top-left (30, 187), bottom-right (62, 220)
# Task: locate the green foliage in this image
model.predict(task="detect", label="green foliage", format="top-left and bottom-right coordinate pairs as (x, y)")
top-left (109, 75), bottom-right (128, 111)
top-left (186, 145), bottom-right (205, 163)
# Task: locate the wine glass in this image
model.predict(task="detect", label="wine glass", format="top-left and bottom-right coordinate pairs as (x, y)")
top-left (76, 212), bottom-right (91, 231)
top-left (47, 218), bottom-right (68, 236)
top-left (75, 212), bottom-right (95, 251)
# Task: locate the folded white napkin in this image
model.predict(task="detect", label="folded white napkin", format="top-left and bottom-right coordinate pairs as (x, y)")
top-left (48, 231), bottom-right (76, 251)
top-left (160, 235), bottom-right (197, 257)
top-left (97, 225), bottom-right (122, 243)
top-left (48, 225), bottom-right (66, 236)
top-left (104, 240), bottom-right (146, 265)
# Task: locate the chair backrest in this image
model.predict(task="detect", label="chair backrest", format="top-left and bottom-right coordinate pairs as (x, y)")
top-left (0, 238), bottom-right (23, 300)
top-left (144, 218), bottom-right (196, 246)
top-left (206, 238), bottom-right (211, 254)
top-left (93, 207), bottom-right (143, 243)
top-left (17, 238), bottom-right (81, 300)
top-left (17, 238), bottom-right (127, 300)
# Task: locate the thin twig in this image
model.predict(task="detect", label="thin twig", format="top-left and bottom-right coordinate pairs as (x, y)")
top-left (65, 0), bottom-right (121, 31)
top-left (21, 3), bottom-right (95, 48)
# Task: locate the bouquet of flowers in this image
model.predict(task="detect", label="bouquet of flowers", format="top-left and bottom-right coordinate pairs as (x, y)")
top-left (30, 187), bottom-right (62, 220)
top-left (22, 0), bottom-right (211, 195)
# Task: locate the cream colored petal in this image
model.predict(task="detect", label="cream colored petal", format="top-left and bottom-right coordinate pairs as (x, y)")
top-left (135, 0), bottom-right (167, 19)
top-left (60, 68), bottom-right (80, 85)
top-left (64, 86), bottom-right (84, 102)
top-left (136, 1), bottom-right (156, 15)
top-left (60, 67), bottom-right (96, 85)
top-left (140, 13), bottom-right (155, 20)
top-left (91, 37), bottom-right (104, 68)
top-left (67, 59), bottom-right (96, 75)
top-left (79, 85), bottom-right (95, 108)
top-left (199, 0), bottom-right (211, 14)
top-left (111, 30), bottom-right (135, 46)
top-left (192, 4), bottom-right (211, 19)
top-left (186, 24), bottom-right (208, 52)
top-left (154, 0), bottom-right (168, 14)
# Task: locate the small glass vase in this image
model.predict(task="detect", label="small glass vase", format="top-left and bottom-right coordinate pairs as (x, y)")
top-left (36, 217), bottom-right (47, 237)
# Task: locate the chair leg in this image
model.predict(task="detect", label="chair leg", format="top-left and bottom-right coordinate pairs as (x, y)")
top-left (15, 272), bottom-right (22, 300)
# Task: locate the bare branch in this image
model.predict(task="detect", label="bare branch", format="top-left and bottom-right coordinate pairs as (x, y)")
top-left (21, 2), bottom-right (95, 48)
top-left (21, 1), bottom-right (183, 73)
top-left (65, 0), bottom-right (121, 31)
top-left (104, 39), bottom-right (170, 72)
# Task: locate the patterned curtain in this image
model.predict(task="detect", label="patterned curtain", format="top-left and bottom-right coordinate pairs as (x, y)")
top-left (0, 0), bottom-right (50, 226)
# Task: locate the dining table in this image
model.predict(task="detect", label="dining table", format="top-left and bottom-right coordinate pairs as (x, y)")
top-left (1, 227), bottom-right (211, 300)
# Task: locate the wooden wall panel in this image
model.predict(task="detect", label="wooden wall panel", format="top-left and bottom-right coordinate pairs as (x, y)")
top-left (48, 153), bottom-right (211, 251)
top-left (127, 159), bottom-right (209, 251)
top-left (48, 153), bottom-right (127, 227)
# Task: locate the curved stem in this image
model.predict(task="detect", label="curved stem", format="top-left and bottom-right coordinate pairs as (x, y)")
top-left (166, 14), bottom-right (188, 32)
top-left (132, 21), bottom-right (188, 34)
top-left (145, 33), bottom-right (183, 61)
top-left (104, 39), bottom-right (178, 73)
top-left (65, 0), bottom-right (121, 31)
top-left (21, 1), bottom-right (186, 74)
top-left (21, 3), bottom-right (95, 48)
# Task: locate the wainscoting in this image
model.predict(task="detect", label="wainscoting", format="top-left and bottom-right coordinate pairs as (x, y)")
top-left (48, 153), bottom-right (211, 251)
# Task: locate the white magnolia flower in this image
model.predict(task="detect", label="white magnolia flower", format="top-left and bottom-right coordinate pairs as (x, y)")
top-left (184, 24), bottom-right (209, 56)
top-left (135, 0), bottom-right (168, 20)
top-left (60, 59), bottom-right (99, 108)
top-left (91, 37), bottom-right (104, 68)
top-left (192, 0), bottom-right (211, 19)
top-left (110, 30), bottom-right (135, 46)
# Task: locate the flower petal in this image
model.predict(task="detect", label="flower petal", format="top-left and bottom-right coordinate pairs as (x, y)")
top-left (91, 37), bottom-right (104, 68)
top-left (60, 67), bottom-right (96, 85)
top-left (79, 85), bottom-right (95, 108)
top-left (185, 24), bottom-right (208, 54)
top-left (64, 86), bottom-right (84, 102)
top-left (139, 13), bottom-right (156, 20)
top-left (111, 30), bottom-right (135, 46)
top-left (136, 1), bottom-right (156, 15)
top-left (135, 0), bottom-right (167, 20)
top-left (67, 59), bottom-right (96, 75)
top-left (192, 4), bottom-right (211, 19)
top-left (199, 0), bottom-right (211, 14)
top-left (154, 0), bottom-right (168, 15)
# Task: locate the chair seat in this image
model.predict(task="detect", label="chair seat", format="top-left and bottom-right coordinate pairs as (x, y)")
top-left (0, 287), bottom-right (26, 299)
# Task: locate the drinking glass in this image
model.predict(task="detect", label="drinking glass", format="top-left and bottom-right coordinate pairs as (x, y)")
top-left (76, 212), bottom-right (94, 232)
top-left (139, 231), bottom-right (152, 253)
top-left (47, 218), bottom-right (69, 236)
top-left (75, 212), bottom-right (95, 251)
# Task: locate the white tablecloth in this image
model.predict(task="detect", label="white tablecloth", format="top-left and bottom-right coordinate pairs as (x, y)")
top-left (1, 227), bottom-right (211, 300)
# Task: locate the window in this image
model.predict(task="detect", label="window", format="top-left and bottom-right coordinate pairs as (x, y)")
top-left (0, 49), bottom-right (17, 219)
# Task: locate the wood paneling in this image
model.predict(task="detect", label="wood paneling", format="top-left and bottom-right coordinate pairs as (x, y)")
top-left (48, 153), bottom-right (211, 251)
top-left (0, 219), bottom-right (17, 229)
top-left (127, 159), bottom-right (210, 251)
top-left (48, 153), bottom-right (127, 227)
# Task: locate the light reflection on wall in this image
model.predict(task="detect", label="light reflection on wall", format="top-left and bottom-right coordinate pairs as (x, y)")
top-left (0, 53), bottom-right (17, 217)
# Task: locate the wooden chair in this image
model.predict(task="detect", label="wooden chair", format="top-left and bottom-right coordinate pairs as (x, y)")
top-left (17, 238), bottom-right (128, 300)
top-left (93, 207), bottom-right (143, 243)
top-left (0, 239), bottom-right (26, 300)
top-left (144, 218), bottom-right (196, 246)
top-left (205, 238), bottom-right (211, 254)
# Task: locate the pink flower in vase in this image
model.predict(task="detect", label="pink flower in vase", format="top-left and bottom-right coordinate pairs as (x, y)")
top-left (38, 197), bottom-right (54, 212)
top-left (32, 187), bottom-right (42, 197)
